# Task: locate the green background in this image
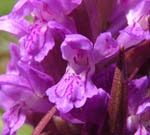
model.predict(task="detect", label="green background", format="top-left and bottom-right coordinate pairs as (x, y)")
top-left (0, 1), bottom-right (33, 134)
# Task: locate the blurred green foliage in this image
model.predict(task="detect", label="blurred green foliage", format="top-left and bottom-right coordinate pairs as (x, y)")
top-left (0, 1), bottom-right (33, 135)
top-left (0, 0), bottom-right (17, 73)
top-left (0, 31), bottom-right (17, 73)
top-left (17, 125), bottom-right (33, 135)
top-left (0, 0), bottom-right (17, 16)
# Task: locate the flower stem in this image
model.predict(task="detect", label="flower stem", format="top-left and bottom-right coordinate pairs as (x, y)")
top-left (32, 106), bottom-right (57, 135)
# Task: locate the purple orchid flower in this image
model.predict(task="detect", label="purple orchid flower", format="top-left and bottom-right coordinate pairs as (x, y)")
top-left (0, 0), bottom-right (150, 135)
top-left (46, 34), bottom-right (117, 127)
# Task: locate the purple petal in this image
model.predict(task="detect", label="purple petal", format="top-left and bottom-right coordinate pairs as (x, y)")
top-left (94, 32), bottom-right (118, 62)
top-left (12, 0), bottom-right (82, 22)
top-left (127, 91), bottom-right (150, 134)
top-left (41, 0), bottom-right (82, 15)
top-left (136, 99), bottom-right (150, 115)
top-left (0, 74), bottom-right (30, 89)
top-left (11, 0), bottom-right (32, 18)
top-left (0, 16), bottom-right (28, 37)
top-left (2, 103), bottom-right (26, 135)
top-left (117, 24), bottom-right (150, 49)
top-left (134, 125), bottom-right (150, 135)
top-left (46, 66), bottom-right (98, 113)
top-left (126, 0), bottom-right (150, 26)
top-left (61, 89), bottom-right (109, 125)
top-left (140, 106), bottom-right (150, 133)
top-left (7, 43), bottom-right (21, 74)
top-left (18, 62), bottom-right (54, 94)
top-left (0, 80), bottom-right (52, 114)
top-left (126, 115), bottom-right (139, 135)
top-left (108, 0), bottom-right (142, 35)
top-left (137, 105), bottom-right (150, 133)
top-left (128, 76), bottom-right (149, 114)
top-left (20, 22), bottom-right (55, 62)
top-left (48, 20), bottom-right (76, 35)
top-left (0, 90), bottom-right (14, 110)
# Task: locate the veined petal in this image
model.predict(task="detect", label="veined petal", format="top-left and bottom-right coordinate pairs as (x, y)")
top-left (20, 20), bottom-right (74, 63)
top-left (46, 66), bottom-right (98, 113)
top-left (2, 103), bottom-right (26, 135)
top-left (20, 22), bottom-right (55, 62)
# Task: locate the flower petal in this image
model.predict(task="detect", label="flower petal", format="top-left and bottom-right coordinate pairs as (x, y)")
top-left (0, 74), bottom-right (30, 89)
top-left (128, 76), bottom-right (149, 114)
top-left (2, 103), bottom-right (26, 135)
top-left (61, 89), bottom-right (109, 124)
top-left (94, 32), bottom-right (118, 62)
top-left (117, 24), bottom-right (150, 49)
top-left (19, 23), bottom-right (55, 62)
top-left (0, 16), bottom-right (28, 37)
top-left (46, 66), bottom-right (98, 113)
top-left (11, 0), bottom-right (32, 18)
top-left (61, 34), bottom-right (94, 73)
top-left (126, 0), bottom-right (150, 26)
